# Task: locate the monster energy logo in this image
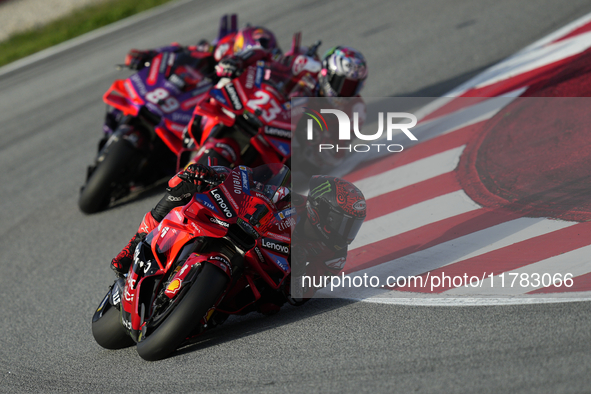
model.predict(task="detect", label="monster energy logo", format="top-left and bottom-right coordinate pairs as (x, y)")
top-left (310, 181), bottom-right (331, 198)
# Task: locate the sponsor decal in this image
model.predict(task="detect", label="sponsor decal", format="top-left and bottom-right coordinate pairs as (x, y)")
top-left (193, 79), bottom-right (213, 95)
top-left (219, 184), bottom-right (239, 210)
top-left (269, 138), bottom-right (291, 156)
top-left (194, 195), bottom-right (217, 212)
top-left (165, 278), bottom-right (182, 296)
top-left (160, 53), bottom-right (169, 73)
top-left (225, 83), bottom-right (243, 110)
top-left (112, 289), bottom-right (121, 305)
top-left (129, 74), bottom-right (147, 96)
top-left (310, 180), bottom-right (332, 199)
top-left (209, 216), bottom-right (230, 228)
top-left (276, 217), bottom-right (296, 232)
top-left (272, 186), bottom-right (290, 204)
top-left (160, 226), bottom-right (170, 238)
top-left (240, 168), bottom-right (250, 194)
top-left (147, 55), bottom-right (161, 85)
top-left (181, 96), bottom-right (201, 110)
top-left (166, 121), bottom-right (185, 133)
top-left (254, 191), bottom-right (272, 204)
top-left (277, 207), bottom-right (296, 219)
top-left (174, 210), bottom-right (183, 221)
top-left (142, 260), bottom-right (152, 275)
top-left (210, 189), bottom-right (235, 218)
top-left (168, 73), bottom-right (186, 90)
top-left (262, 238), bottom-right (289, 254)
top-left (123, 81), bottom-right (139, 101)
top-left (245, 67), bottom-right (256, 89)
top-left (172, 112), bottom-right (192, 123)
top-left (190, 222), bottom-right (202, 233)
top-left (231, 169), bottom-right (242, 195)
top-left (124, 276), bottom-right (136, 302)
top-left (126, 274), bottom-right (136, 290)
top-left (210, 89), bottom-right (228, 106)
top-left (209, 255), bottom-right (232, 274)
top-left (266, 232), bottom-right (290, 242)
top-left (122, 316), bottom-right (132, 330)
top-left (237, 218), bottom-right (259, 238)
top-left (181, 84), bottom-right (213, 110)
top-left (133, 246), bottom-right (141, 268)
top-left (273, 255), bottom-right (290, 272)
top-left (254, 246), bottom-right (265, 263)
top-left (234, 80), bottom-right (248, 105)
top-left (264, 126), bottom-right (292, 139)
top-left (145, 102), bottom-right (163, 116)
top-left (255, 61), bottom-right (264, 88)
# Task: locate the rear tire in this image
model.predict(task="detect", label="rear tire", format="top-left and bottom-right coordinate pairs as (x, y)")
top-left (78, 138), bottom-right (140, 214)
top-left (92, 299), bottom-right (134, 350)
top-left (136, 263), bottom-right (229, 361)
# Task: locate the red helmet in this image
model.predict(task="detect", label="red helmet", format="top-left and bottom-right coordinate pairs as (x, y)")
top-left (319, 46), bottom-right (368, 97)
top-left (306, 176), bottom-right (366, 249)
top-left (233, 26), bottom-right (278, 54)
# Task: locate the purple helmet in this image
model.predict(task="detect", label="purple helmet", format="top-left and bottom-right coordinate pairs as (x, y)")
top-left (319, 46), bottom-right (368, 97)
top-left (233, 26), bottom-right (278, 54)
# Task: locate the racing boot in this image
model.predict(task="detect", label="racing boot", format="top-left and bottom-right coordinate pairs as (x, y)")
top-left (110, 212), bottom-right (159, 277)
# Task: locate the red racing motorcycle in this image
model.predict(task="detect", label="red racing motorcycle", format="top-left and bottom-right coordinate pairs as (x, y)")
top-left (92, 163), bottom-right (295, 361)
top-left (187, 60), bottom-right (293, 169)
top-left (78, 50), bottom-right (215, 214)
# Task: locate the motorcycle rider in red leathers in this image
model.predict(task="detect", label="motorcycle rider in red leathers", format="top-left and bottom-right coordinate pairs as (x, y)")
top-left (122, 22), bottom-right (369, 170)
top-left (186, 44), bottom-right (369, 168)
top-left (110, 163), bottom-right (367, 305)
top-left (111, 26), bottom-right (370, 303)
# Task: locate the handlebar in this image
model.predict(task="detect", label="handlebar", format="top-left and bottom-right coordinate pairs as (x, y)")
top-left (306, 40), bottom-right (322, 57)
top-left (177, 172), bottom-right (225, 193)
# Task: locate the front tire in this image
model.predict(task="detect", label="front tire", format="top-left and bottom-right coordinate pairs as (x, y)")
top-left (136, 263), bottom-right (229, 361)
top-left (92, 296), bottom-right (134, 350)
top-left (78, 138), bottom-right (140, 214)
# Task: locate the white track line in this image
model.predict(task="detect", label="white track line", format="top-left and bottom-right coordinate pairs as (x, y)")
top-left (352, 294), bottom-right (591, 306)
top-left (446, 244), bottom-right (591, 296)
top-left (350, 190), bottom-right (481, 250)
top-left (350, 217), bottom-right (577, 280)
top-left (354, 146), bottom-right (464, 200)
top-left (470, 32), bottom-right (591, 91)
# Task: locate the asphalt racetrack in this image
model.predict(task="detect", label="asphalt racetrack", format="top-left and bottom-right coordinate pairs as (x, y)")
top-left (1, 0), bottom-right (591, 392)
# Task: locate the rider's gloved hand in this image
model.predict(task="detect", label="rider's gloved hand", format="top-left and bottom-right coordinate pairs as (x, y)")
top-left (124, 49), bottom-right (157, 70)
top-left (215, 57), bottom-right (243, 78)
top-left (180, 163), bottom-right (218, 190)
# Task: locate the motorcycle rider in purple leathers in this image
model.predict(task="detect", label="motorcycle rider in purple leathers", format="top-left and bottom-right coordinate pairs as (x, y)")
top-left (110, 163), bottom-right (367, 306)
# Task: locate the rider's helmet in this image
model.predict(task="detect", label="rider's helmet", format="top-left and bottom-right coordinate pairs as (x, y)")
top-left (233, 26), bottom-right (278, 54)
top-left (306, 176), bottom-right (366, 250)
top-left (318, 46), bottom-right (368, 97)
